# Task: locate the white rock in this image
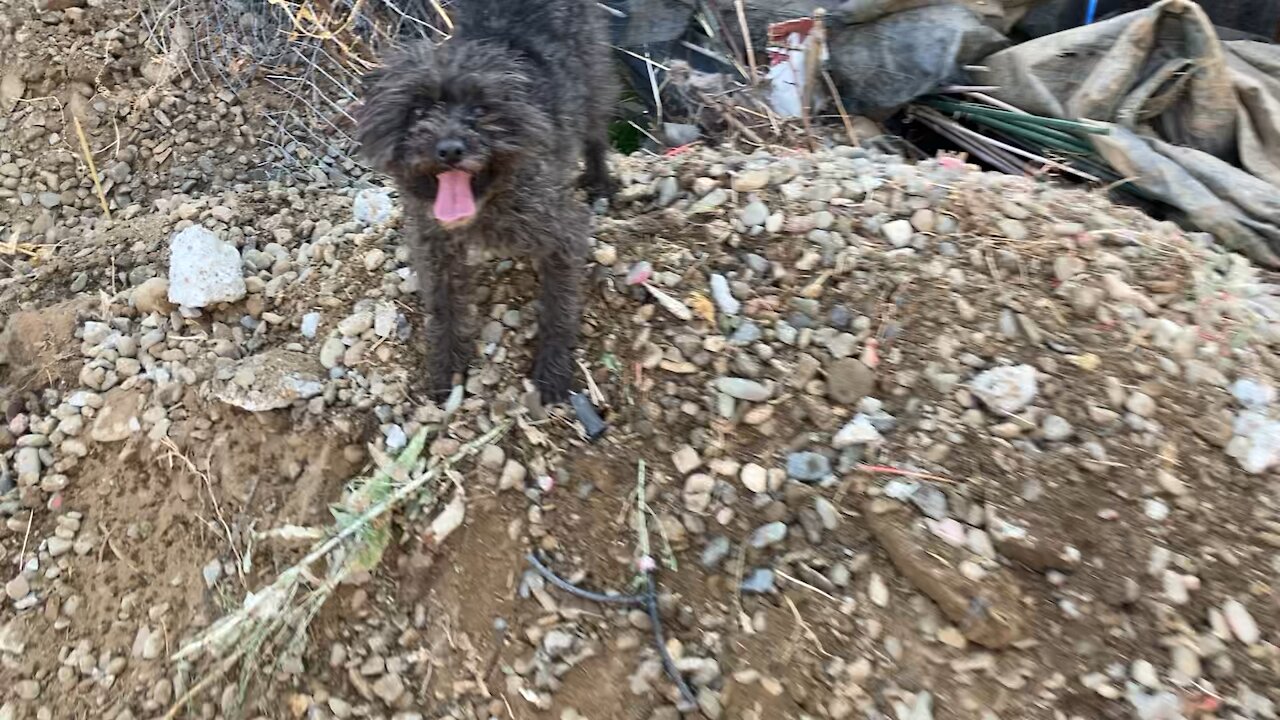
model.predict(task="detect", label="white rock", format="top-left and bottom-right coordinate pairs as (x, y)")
top-left (970, 364), bottom-right (1038, 415)
top-left (1222, 599), bottom-right (1260, 644)
top-left (353, 188), bottom-right (394, 226)
top-left (1041, 414), bottom-right (1074, 441)
top-left (832, 414), bottom-right (882, 448)
top-left (882, 219), bottom-right (914, 247)
top-left (300, 312), bottom-right (321, 339)
top-left (739, 463), bottom-right (768, 493)
top-left (644, 283), bottom-right (693, 321)
top-left (1169, 645), bottom-right (1201, 681)
top-left (1130, 659), bottom-right (1160, 689)
top-left (868, 573), bottom-right (889, 607)
top-left (499, 460), bottom-right (528, 491)
top-left (374, 303), bottom-right (397, 338)
top-left (384, 425), bottom-right (407, 450)
top-left (1227, 411), bottom-right (1280, 474)
top-left (1154, 470), bottom-right (1187, 496)
top-left (683, 473), bottom-right (715, 514)
top-left (363, 248), bottom-right (387, 272)
top-left (672, 446), bottom-right (702, 475)
top-left (167, 227), bottom-right (247, 308)
top-left (1231, 378), bottom-right (1275, 408)
top-left (709, 274), bottom-right (740, 316)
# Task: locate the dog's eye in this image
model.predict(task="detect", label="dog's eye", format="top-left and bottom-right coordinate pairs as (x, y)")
top-left (411, 105), bottom-right (431, 122)
top-left (466, 106), bottom-right (487, 125)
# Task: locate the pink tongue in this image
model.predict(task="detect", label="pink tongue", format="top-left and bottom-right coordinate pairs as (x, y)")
top-left (433, 170), bottom-right (477, 224)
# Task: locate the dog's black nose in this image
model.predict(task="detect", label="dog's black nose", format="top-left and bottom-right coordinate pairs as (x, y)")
top-left (436, 139), bottom-right (466, 165)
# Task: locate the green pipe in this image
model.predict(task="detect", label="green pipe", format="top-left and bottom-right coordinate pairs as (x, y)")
top-left (979, 116), bottom-right (1093, 154)
top-left (924, 98), bottom-right (1111, 135)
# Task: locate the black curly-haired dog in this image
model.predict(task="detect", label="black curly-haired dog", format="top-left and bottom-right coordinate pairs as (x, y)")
top-left (356, 0), bottom-right (616, 402)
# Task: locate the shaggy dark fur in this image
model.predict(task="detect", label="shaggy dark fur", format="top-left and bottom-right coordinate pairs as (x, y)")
top-left (355, 0), bottom-right (616, 402)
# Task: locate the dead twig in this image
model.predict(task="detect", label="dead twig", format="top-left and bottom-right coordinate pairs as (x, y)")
top-left (733, 0), bottom-right (757, 82)
top-left (776, 569), bottom-right (841, 604)
top-left (16, 510), bottom-right (33, 573)
top-left (822, 69), bottom-right (858, 146)
top-left (856, 464), bottom-right (957, 484)
top-left (73, 116), bottom-right (112, 220)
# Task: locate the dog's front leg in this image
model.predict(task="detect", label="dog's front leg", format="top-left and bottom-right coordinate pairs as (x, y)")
top-left (581, 138), bottom-right (616, 202)
top-left (532, 246), bottom-right (583, 403)
top-left (419, 238), bottom-right (473, 398)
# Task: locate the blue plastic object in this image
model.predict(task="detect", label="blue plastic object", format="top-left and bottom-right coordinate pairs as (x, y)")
top-left (1085, 0), bottom-right (1099, 24)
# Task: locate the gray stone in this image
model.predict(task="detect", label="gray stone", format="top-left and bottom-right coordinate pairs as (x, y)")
top-left (786, 452), bottom-right (831, 482)
top-left (14, 447), bottom-right (40, 482)
top-left (833, 414), bottom-right (882, 448)
top-left (826, 359), bottom-right (875, 405)
top-left (5, 575), bottom-right (29, 601)
top-left (542, 629), bottom-right (577, 659)
top-left (749, 521), bottom-right (788, 549)
top-left (47, 537), bottom-right (73, 557)
top-left (372, 673), bottom-right (405, 705)
top-left (338, 311), bottom-right (374, 337)
top-left (1126, 392), bottom-right (1156, 418)
top-left (730, 321), bottom-right (761, 345)
top-left (213, 350), bottom-right (324, 412)
top-left (700, 537), bottom-right (731, 569)
top-left (319, 336), bottom-right (346, 369)
top-left (909, 485), bottom-right (948, 520)
top-left (741, 569), bottom-right (775, 594)
top-left (690, 188), bottom-right (728, 214)
top-left (998, 218), bottom-right (1028, 240)
top-left (739, 200), bottom-right (769, 227)
top-left (714, 377), bottom-right (771, 402)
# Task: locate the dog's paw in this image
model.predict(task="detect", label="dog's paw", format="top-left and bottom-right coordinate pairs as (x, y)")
top-left (581, 173), bottom-right (617, 204)
top-left (426, 348), bottom-right (469, 402)
top-left (425, 369), bottom-right (457, 403)
top-left (532, 349), bottom-right (574, 405)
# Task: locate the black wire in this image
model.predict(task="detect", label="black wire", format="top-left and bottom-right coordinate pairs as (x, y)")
top-left (525, 554), bottom-right (646, 605)
top-left (525, 554), bottom-right (700, 711)
top-left (644, 572), bottom-right (699, 711)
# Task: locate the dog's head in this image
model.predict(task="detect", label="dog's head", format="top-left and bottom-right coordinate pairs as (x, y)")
top-left (355, 40), bottom-right (552, 230)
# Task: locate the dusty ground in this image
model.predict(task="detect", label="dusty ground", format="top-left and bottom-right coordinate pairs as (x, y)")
top-left (1, 2), bottom-right (1279, 720)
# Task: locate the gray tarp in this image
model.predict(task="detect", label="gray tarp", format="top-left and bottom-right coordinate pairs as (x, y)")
top-left (981, 0), bottom-right (1280, 266)
top-left (828, 4), bottom-right (1007, 114)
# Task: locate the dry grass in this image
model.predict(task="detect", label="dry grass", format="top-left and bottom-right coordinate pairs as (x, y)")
top-left (163, 419), bottom-right (510, 719)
